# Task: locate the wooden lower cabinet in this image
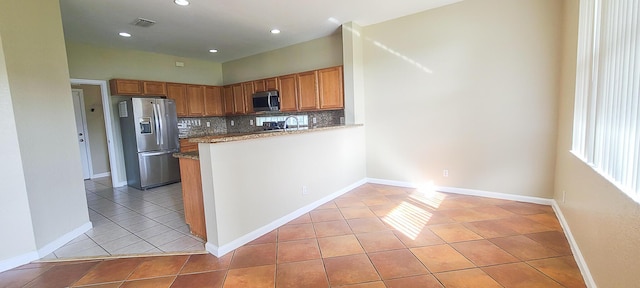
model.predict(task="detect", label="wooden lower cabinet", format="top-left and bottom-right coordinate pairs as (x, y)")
top-left (179, 139), bottom-right (198, 152)
top-left (179, 158), bottom-right (207, 241)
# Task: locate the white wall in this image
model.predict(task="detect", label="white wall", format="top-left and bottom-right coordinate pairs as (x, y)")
top-left (222, 32), bottom-right (343, 84)
top-left (554, 0), bottom-right (640, 286)
top-left (0, 33), bottom-right (37, 266)
top-left (0, 0), bottom-right (90, 253)
top-left (342, 22), bottom-right (366, 125)
top-left (200, 127), bottom-right (366, 248)
top-left (66, 42), bottom-right (224, 85)
top-left (362, 0), bottom-right (562, 198)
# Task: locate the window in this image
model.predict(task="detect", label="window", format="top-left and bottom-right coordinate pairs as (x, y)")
top-left (572, 0), bottom-right (640, 201)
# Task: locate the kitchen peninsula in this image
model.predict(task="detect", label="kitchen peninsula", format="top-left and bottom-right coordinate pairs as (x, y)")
top-left (174, 124), bottom-right (365, 256)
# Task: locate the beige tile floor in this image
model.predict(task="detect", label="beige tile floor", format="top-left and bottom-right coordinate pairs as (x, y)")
top-left (42, 177), bottom-right (204, 260)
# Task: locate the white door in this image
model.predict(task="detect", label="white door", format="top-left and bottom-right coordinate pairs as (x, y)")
top-left (72, 89), bottom-right (92, 179)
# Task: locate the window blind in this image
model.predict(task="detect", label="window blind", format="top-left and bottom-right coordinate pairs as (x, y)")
top-left (572, 0), bottom-right (640, 201)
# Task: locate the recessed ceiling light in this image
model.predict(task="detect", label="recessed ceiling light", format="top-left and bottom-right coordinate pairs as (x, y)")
top-left (209, 49), bottom-right (218, 53)
top-left (270, 29), bottom-right (281, 34)
top-left (174, 0), bottom-right (189, 6)
top-left (119, 32), bottom-right (131, 37)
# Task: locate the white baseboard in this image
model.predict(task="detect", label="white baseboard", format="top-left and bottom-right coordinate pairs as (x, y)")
top-left (37, 222), bottom-right (93, 258)
top-left (0, 222), bottom-right (93, 273)
top-left (552, 201), bottom-right (597, 288)
top-left (91, 172), bottom-right (111, 179)
top-left (115, 181), bottom-right (127, 187)
top-left (206, 178), bottom-right (368, 257)
top-left (0, 251), bottom-right (39, 273)
top-left (367, 178), bottom-right (554, 205)
top-left (367, 177), bottom-right (595, 287)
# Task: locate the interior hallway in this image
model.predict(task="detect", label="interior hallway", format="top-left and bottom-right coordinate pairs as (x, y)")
top-left (0, 183), bottom-right (585, 287)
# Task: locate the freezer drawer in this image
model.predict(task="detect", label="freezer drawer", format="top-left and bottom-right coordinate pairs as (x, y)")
top-left (138, 151), bottom-right (181, 189)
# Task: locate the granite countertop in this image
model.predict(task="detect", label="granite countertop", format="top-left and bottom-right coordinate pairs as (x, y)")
top-left (173, 151), bottom-right (200, 160)
top-left (189, 124), bottom-right (363, 144)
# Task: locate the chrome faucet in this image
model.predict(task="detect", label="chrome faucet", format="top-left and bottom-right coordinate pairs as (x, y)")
top-left (283, 116), bottom-right (299, 132)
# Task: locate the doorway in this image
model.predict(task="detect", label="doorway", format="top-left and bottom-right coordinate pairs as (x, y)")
top-left (70, 79), bottom-right (121, 187)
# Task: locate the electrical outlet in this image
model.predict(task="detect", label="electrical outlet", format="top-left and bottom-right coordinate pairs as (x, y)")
top-left (313, 117), bottom-right (317, 124)
top-left (250, 119), bottom-right (254, 126)
top-left (206, 121), bottom-right (211, 127)
top-left (443, 170), bottom-right (449, 177)
top-left (230, 120), bottom-right (235, 126)
top-left (302, 186), bottom-right (309, 196)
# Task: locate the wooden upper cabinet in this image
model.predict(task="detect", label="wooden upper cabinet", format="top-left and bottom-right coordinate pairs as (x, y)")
top-left (297, 71), bottom-right (319, 111)
top-left (204, 86), bottom-right (224, 116)
top-left (232, 84), bottom-right (245, 114)
top-left (253, 80), bottom-right (266, 93)
top-left (223, 85), bottom-right (234, 115)
top-left (318, 66), bottom-right (344, 110)
top-left (167, 83), bottom-right (187, 117)
top-left (142, 81), bottom-right (167, 96)
top-left (279, 74), bottom-right (298, 112)
top-left (186, 85), bottom-right (205, 117)
top-left (254, 77), bottom-right (278, 93)
top-left (110, 79), bottom-right (142, 95)
top-left (264, 77), bottom-right (278, 91)
top-left (242, 82), bottom-right (255, 114)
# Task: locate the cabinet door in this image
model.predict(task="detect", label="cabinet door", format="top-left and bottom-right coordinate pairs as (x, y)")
top-left (204, 86), bottom-right (224, 116)
top-left (167, 83), bottom-right (187, 117)
top-left (318, 66), bottom-right (344, 110)
top-left (232, 84), bottom-right (245, 114)
top-left (186, 85), bottom-right (205, 117)
top-left (142, 81), bottom-right (167, 96)
top-left (179, 139), bottom-right (198, 152)
top-left (253, 80), bottom-right (266, 93)
top-left (223, 86), bottom-right (234, 115)
top-left (109, 79), bottom-right (142, 95)
top-left (297, 71), bottom-right (319, 111)
top-left (242, 82), bottom-right (255, 114)
top-left (279, 74), bottom-right (298, 112)
top-left (265, 77), bottom-right (279, 91)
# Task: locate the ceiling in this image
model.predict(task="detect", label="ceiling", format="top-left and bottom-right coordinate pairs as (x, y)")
top-left (59, 0), bottom-right (461, 63)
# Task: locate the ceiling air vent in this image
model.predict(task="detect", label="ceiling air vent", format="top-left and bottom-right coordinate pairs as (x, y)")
top-left (131, 18), bottom-right (156, 28)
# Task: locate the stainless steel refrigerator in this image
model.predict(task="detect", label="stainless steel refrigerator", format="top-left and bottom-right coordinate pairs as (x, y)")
top-left (119, 98), bottom-right (181, 190)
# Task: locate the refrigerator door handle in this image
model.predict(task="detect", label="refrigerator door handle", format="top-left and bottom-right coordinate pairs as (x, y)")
top-left (156, 103), bottom-right (164, 146)
top-left (139, 150), bottom-right (177, 157)
top-left (152, 103), bottom-right (161, 146)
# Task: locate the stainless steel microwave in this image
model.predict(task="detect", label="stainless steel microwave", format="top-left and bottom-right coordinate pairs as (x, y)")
top-left (252, 90), bottom-right (280, 112)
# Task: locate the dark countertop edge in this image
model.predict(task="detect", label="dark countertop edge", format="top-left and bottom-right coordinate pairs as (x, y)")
top-left (188, 124), bottom-right (364, 144)
top-left (173, 151), bottom-right (199, 160)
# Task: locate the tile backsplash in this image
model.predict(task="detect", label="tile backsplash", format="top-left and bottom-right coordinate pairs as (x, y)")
top-left (226, 110), bottom-right (345, 134)
top-left (178, 110), bottom-right (345, 137)
top-left (177, 117), bottom-right (227, 138)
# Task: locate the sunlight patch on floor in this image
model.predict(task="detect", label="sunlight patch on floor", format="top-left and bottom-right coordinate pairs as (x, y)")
top-left (383, 201), bottom-right (433, 240)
